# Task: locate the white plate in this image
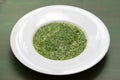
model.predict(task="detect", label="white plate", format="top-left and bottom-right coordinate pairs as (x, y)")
top-left (10, 5), bottom-right (110, 75)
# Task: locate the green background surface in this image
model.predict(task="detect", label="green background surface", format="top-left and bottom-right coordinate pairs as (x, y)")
top-left (0, 0), bottom-right (120, 80)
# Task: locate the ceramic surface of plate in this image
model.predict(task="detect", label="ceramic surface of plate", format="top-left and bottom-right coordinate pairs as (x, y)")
top-left (10, 5), bottom-right (110, 75)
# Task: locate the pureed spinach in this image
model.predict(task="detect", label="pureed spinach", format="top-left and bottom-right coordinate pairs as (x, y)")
top-left (33, 22), bottom-right (87, 60)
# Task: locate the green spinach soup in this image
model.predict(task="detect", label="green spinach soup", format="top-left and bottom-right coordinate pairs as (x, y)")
top-left (33, 22), bottom-right (87, 60)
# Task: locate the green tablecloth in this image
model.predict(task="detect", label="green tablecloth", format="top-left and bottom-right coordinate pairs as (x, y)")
top-left (0, 0), bottom-right (120, 80)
